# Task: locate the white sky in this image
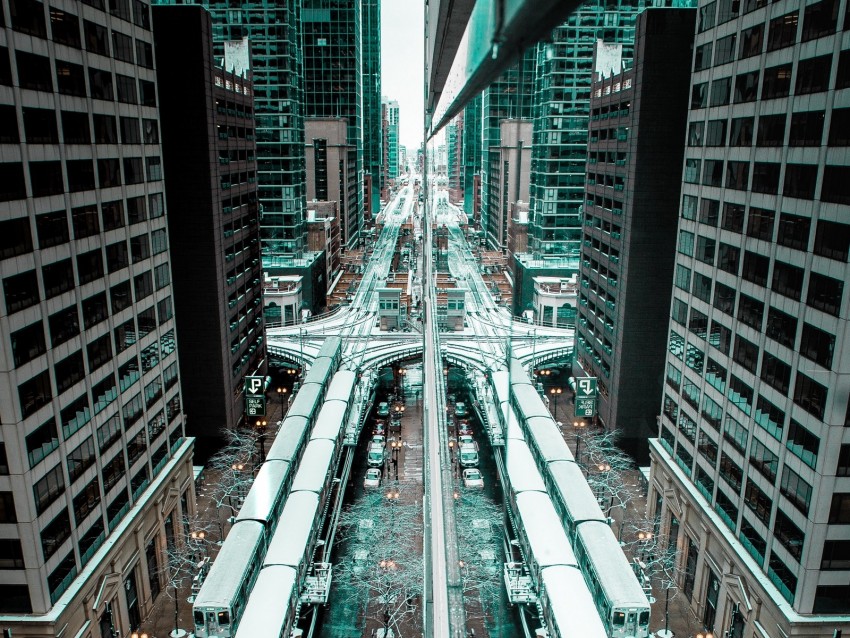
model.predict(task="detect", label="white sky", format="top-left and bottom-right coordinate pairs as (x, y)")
top-left (381, 0), bottom-right (425, 151)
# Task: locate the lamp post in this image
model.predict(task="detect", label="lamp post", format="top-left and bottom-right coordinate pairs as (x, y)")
top-left (573, 420), bottom-right (586, 463)
top-left (550, 387), bottom-right (562, 419)
top-left (276, 386), bottom-right (287, 418)
top-left (255, 419), bottom-right (268, 463)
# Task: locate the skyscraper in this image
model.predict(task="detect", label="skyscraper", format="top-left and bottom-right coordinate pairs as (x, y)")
top-left (362, 0), bottom-right (382, 219)
top-left (461, 95), bottom-right (482, 221)
top-left (0, 0), bottom-right (194, 630)
top-left (384, 97), bottom-right (400, 179)
top-left (650, 0), bottom-right (850, 632)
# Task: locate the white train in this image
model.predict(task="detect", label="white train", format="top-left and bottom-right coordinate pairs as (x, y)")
top-left (192, 338), bottom-right (354, 638)
top-left (503, 359), bottom-right (651, 638)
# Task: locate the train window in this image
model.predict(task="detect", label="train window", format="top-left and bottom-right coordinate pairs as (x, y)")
top-left (639, 611), bottom-right (650, 626)
top-left (194, 611), bottom-right (204, 626)
top-left (613, 612), bottom-right (626, 626)
top-left (218, 611), bottom-right (230, 626)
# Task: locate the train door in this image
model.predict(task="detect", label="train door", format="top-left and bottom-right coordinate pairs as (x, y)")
top-left (623, 610), bottom-right (638, 638)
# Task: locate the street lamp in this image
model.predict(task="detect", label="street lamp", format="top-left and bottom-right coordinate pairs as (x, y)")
top-left (276, 386), bottom-right (287, 416)
top-left (550, 387), bottom-right (562, 419)
top-left (255, 419), bottom-right (268, 462)
top-left (573, 420), bottom-right (586, 462)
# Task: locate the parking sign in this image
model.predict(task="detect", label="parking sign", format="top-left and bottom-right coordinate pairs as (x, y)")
top-left (575, 377), bottom-right (598, 418)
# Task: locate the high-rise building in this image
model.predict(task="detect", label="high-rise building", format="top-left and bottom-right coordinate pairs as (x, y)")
top-left (152, 0), bottom-right (326, 313)
top-left (574, 10), bottom-right (695, 458)
top-left (461, 95), bottom-right (482, 220)
top-left (650, 0), bottom-right (850, 633)
top-left (488, 119), bottom-right (533, 251)
top-left (384, 97), bottom-right (400, 179)
top-left (152, 5), bottom-right (265, 442)
top-left (480, 50), bottom-right (536, 251)
top-left (362, 0), bottom-right (381, 219)
top-left (302, 0), bottom-right (364, 250)
top-left (0, 0), bottom-right (194, 630)
top-left (446, 115), bottom-right (463, 203)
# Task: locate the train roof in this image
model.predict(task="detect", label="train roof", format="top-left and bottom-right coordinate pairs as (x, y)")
top-left (577, 521), bottom-right (650, 607)
top-left (541, 565), bottom-right (609, 638)
top-left (548, 460), bottom-right (606, 525)
top-left (235, 461), bottom-right (291, 524)
top-left (233, 566), bottom-right (297, 638)
top-left (505, 408), bottom-right (524, 441)
top-left (511, 384), bottom-right (551, 420)
top-left (491, 370), bottom-right (510, 405)
top-left (193, 520), bottom-right (264, 609)
top-left (525, 416), bottom-right (574, 463)
top-left (516, 492), bottom-right (577, 568)
top-left (303, 357), bottom-right (334, 387)
top-left (506, 436), bottom-right (546, 493)
top-left (263, 491), bottom-right (320, 567)
top-left (310, 400), bottom-right (347, 441)
top-left (315, 336), bottom-right (342, 360)
top-left (325, 370), bottom-right (357, 403)
top-left (265, 415), bottom-right (310, 463)
top-left (509, 358), bottom-right (531, 385)
top-left (289, 439), bottom-right (335, 493)
top-left (287, 383), bottom-right (323, 420)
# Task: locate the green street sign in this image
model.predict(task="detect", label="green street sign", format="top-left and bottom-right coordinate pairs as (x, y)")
top-left (576, 377), bottom-right (598, 400)
top-left (575, 397), bottom-right (597, 418)
top-left (246, 396), bottom-right (266, 416)
top-left (245, 376), bottom-right (265, 396)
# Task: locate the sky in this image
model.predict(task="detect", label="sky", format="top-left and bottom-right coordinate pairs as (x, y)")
top-left (381, 0), bottom-right (425, 151)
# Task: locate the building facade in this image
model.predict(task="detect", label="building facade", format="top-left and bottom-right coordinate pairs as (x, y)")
top-left (651, 0), bottom-right (850, 636)
top-left (462, 94), bottom-right (482, 220)
top-left (486, 119), bottom-right (532, 251)
top-left (446, 116), bottom-right (463, 203)
top-left (0, 0), bottom-right (194, 633)
top-left (153, 5), bottom-right (265, 440)
top-left (384, 97), bottom-right (399, 179)
top-left (361, 0), bottom-right (381, 219)
top-left (305, 117), bottom-right (355, 249)
top-left (574, 10), bottom-right (695, 458)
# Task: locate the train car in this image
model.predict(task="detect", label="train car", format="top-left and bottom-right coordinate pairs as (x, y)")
top-left (310, 399), bottom-right (347, 444)
top-left (289, 439), bottom-right (337, 498)
top-left (303, 357), bottom-right (335, 393)
top-left (524, 415), bottom-right (573, 465)
top-left (511, 383), bottom-right (551, 423)
top-left (540, 565), bottom-right (609, 638)
top-left (192, 521), bottom-right (265, 638)
top-left (505, 409), bottom-right (524, 442)
top-left (286, 383), bottom-right (324, 422)
top-left (232, 566), bottom-right (298, 638)
top-left (509, 358), bottom-right (532, 385)
top-left (575, 521), bottom-right (652, 638)
top-left (264, 491), bottom-right (322, 582)
top-left (505, 433), bottom-right (547, 496)
top-left (234, 461), bottom-right (292, 529)
top-left (265, 415), bottom-right (311, 466)
top-left (547, 460), bottom-right (607, 535)
top-left (513, 491), bottom-right (577, 588)
top-left (325, 370), bottom-right (358, 404)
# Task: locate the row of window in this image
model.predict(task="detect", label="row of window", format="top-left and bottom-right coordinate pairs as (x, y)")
top-left (0, 105), bottom-right (160, 146)
top-left (687, 109), bottom-right (850, 149)
top-left (681, 199), bottom-right (850, 263)
top-left (692, 50), bottom-right (850, 110)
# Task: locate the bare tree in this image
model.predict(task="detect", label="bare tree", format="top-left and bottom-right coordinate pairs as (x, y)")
top-left (205, 428), bottom-right (259, 537)
top-left (453, 490), bottom-right (503, 625)
top-left (158, 512), bottom-right (217, 635)
top-left (333, 482), bottom-right (423, 638)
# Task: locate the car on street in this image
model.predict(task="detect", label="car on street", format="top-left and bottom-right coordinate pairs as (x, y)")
top-left (364, 468), bottom-right (381, 488)
top-left (373, 420), bottom-right (387, 436)
top-left (458, 434), bottom-right (477, 450)
top-left (454, 402), bottom-right (467, 417)
top-left (367, 443), bottom-right (387, 468)
top-left (377, 401), bottom-right (390, 417)
top-left (457, 420), bottom-right (473, 436)
top-left (458, 443), bottom-right (479, 468)
top-left (463, 468), bottom-right (484, 488)
top-left (371, 434), bottom-right (386, 448)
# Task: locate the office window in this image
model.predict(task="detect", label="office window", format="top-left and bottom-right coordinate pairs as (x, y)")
top-left (799, 324), bottom-right (835, 370)
top-left (751, 438), bottom-right (779, 485)
top-left (694, 43), bottom-right (713, 71)
top-left (675, 264), bottom-right (691, 291)
top-left (696, 236), bottom-right (716, 265)
top-left (740, 251), bottom-right (768, 287)
top-left (725, 161), bottom-right (748, 191)
top-left (691, 273), bottom-right (711, 304)
top-left (733, 71), bottom-right (758, 104)
top-left (30, 161), bottom-right (64, 197)
top-left (48, 306), bottom-right (79, 347)
top-left (783, 164), bottom-right (817, 200)
top-left (786, 419), bottom-right (820, 470)
top-left (780, 465), bottom-right (812, 516)
top-left (796, 55), bottom-right (831, 94)
top-left (76, 249), bottom-right (103, 285)
top-left (683, 195), bottom-right (698, 219)
top-left (4, 270), bottom-right (39, 314)
top-left (123, 157), bottom-right (143, 184)
top-left (746, 208), bottom-right (774, 241)
top-left (821, 541), bottom-right (850, 570)
top-left (801, 0), bottom-right (839, 41)
top-left (84, 20), bottom-right (108, 55)
top-left (713, 283), bottom-right (736, 316)
top-left (93, 114), bottom-right (117, 143)
top-left (110, 280), bottom-right (131, 313)
top-left (23, 108), bottom-right (58, 143)
top-left (41, 508), bottom-right (71, 561)
top-left (710, 77), bottom-right (731, 106)
top-left (672, 298), bottom-right (688, 326)
top-left (822, 166), bottom-right (850, 204)
top-left (807, 272), bottom-right (843, 316)
top-left (17, 51), bottom-right (52, 91)
top-left (11, 0), bottom-right (47, 36)
top-left (722, 203), bottom-right (745, 232)
top-left (794, 372), bottom-right (828, 421)
top-left (774, 509), bottom-right (804, 561)
top-left (764, 307), bottom-right (796, 349)
top-left (87, 334), bottom-right (112, 372)
top-left (739, 24), bottom-right (763, 58)
top-left (151, 229), bottom-right (167, 254)
top-left (0, 48), bottom-right (10, 88)
top-left (139, 79), bottom-right (156, 107)
top-left (691, 82), bottom-right (708, 109)
top-left (61, 111), bottom-right (90, 144)
top-left (127, 196), bottom-right (147, 224)
top-left (771, 261), bottom-right (804, 300)
top-left (67, 436), bottom-right (96, 482)
top-left (106, 241), bottom-right (129, 274)
top-left (111, 31), bottom-right (133, 63)
top-left (56, 60), bottom-right (85, 96)
top-left (757, 115), bottom-right (786, 147)
top-left (131, 234), bottom-right (150, 263)
top-left (744, 480), bottom-right (772, 526)
top-left (814, 220), bottom-right (850, 261)
top-left (761, 352), bottom-right (791, 394)
top-left (767, 12), bottom-right (798, 50)
top-left (678, 230), bottom-right (694, 256)
top-left (719, 453), bottom-right (743, 493)
top-left (88, 68), bottom-right (113, 100)
top-left (148, 192), bottom-right (164, 218)
top-left (137, 306), bottom-right (155, 337)
top-left (777, 213), bottom-right (811, 253)
top-left (116, 73), bottom-right (137, 103)
top-left (703, 160), bottom-right (723, 187)
top-left (706, 357), bottom-right (727, 392)
top-left (699, 1), bottom-right (716, 30)
top-left (829, 493), bottom-right (850, 523)
top-left (829, 108), bottom-right (850, 147)
top-left (717, 243), bottom-right (739, 275)
top-left (67, 160), bottom-right (96, 193)
top-left (839, 50), bottom-right (850, 89)
top-left (789, 111), bottom-right (824, 146)
top-left (728, 375), bottom-right (753, 416)
top-left (718, 0), bottom-right (739, 22)
top-left (685, 158), bottom-right (701, 183)
top-left (136, 40), bottom-right (153, 69)
top-left (737, 294), bottom-right (764, 331)
top-left (120, 116), bottom-right (140, 144)
top-left (762, 64), bottom-right (792, 99)
top-left (142, 119), bottom-right (158, 144)
top-left (0, 217), bottom-right (32, 259)
top-left (705, 120), bottom-right (727, 147)
top-left (97, 159), bottom-right (121, 189)
top-left (714, 34), bottom-right (736, 65)
top-left (101, 200), bottom-right (124, 231)
top-left (73, 476), bottom-right (101, 525)
top-left (146, 156), bottom-right (162, 181)
top-left (0, 538), bottom-right (25, 570)
top-left (43, 258), bottom-right (74, 298)
top-left (134, 271), bottom-right (153, 301)
top-left (0, 105), bottom-right (18, 143)
top-left (733, 336), bottom-right (758, 374)
top-left (33, 464), bottom-right (65, 514)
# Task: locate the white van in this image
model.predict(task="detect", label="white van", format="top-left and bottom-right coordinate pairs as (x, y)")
top-left (367, 444), bottom-right (386, 467)
top-left (458, 443), bottom-right (479, 468)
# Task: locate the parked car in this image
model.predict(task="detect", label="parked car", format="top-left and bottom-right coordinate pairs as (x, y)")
top-left (454, 402), bottom-right (468, 417)
top-left (371, 434), bottom-right (386, 449)
top-left (377, 401), bottom-right (390, 417)
top-left (367, 443), bottom-right (387, 467)
top-left (463, 468), bottom-right (484, 488)
top-left (458, 443), bottom-right (479, 468)
top-left (458, 434), bottom-right (477, 450)
top-left (457, 420), bottom-right (473, 436)
top-left (364, 468), bottom-right (381, 488)
top-left (373, 420), bottom-right (387, 437)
